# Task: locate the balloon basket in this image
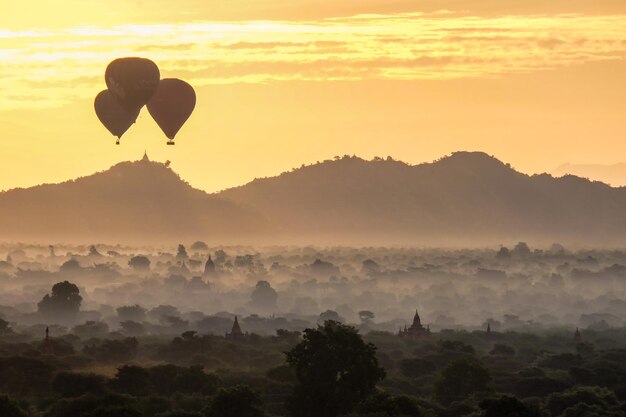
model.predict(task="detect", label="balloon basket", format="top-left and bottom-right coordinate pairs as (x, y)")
top-left (166, 140), bottom-right (175, 146)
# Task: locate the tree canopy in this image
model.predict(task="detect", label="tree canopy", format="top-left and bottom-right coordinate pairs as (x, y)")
top-left (286, 321), bottom-right (385, 417)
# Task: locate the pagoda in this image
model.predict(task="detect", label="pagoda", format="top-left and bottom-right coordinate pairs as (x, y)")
top-left (398, 309), bottom-right (431, 338)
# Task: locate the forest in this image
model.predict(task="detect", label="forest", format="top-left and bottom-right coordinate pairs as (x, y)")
top-left (0, 242), bottom-right (625, 416)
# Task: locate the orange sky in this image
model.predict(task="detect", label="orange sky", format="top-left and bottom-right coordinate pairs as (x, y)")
top-left (0, 0), bottom-right (625, 192)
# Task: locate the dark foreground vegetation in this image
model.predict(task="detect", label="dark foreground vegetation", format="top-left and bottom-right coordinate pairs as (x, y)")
top-left (1, 320), bottom-right (625, 417)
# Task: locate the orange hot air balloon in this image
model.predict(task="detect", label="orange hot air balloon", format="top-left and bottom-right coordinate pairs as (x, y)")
top-left (94, 90), bottom-right (140, 144)
top-left (105, 57), bottom-right (160, 113)
top-left (147, 78), bottom-right (196, 144)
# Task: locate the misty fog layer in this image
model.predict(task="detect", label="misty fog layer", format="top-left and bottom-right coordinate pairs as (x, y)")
top-left (1, 242), bottom-right (624, 338)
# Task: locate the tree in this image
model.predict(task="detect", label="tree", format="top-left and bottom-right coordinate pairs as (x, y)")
top-left (205, 385), bottom-right (266, 417)
top-left (85, 338), bottom-right (138, 363)
top-left (0, 357), bottom-right (56, 397)
top-left (545, 386), bottom-right (618, 417)
top-left (120, 321), bottom-right (146, 337)
top-left (128, 256), bottom-right (150, 271)
top-left (149, 305), bottom-right (180, 321)
top-left (0, 395), bottom-right (26, 417)
top-left (319, 310), bottom-right (343, 323)
top-left (117, 305), bottom-right (147, 322)
top-left (496, 247), bottom-right (511, 260)
top-left (512, 242), bottom-right (531, 257)
top-left (110, 365), bottom-right (151, 396)
top-left (52, 372), bottom-right (107, 397)
top-left (353, 391), bottom-right (423, 416)
top-left (358, 310), bottom-right (375, 323)
top-left (286, 321), bottom-right (386, 417)
top-left (479, 395), bottom-right (543, 417)
top-left (490, 344), bottom-right (516, 356)
top-left (250, 280), bottom-right (278, 311)
top-left (190, 241), bottom-right (209, 251)
top-left (88, 245), bottom-right (102, 257)
top-left (399, 358), bottom-right (437, 378)
top-left (72, 321), bottom-right (109, 339)
top-left (84, 406), bottom-right (142, 417)
top-left (434, 358), bottom-right (491, 405)
top-left (361, 259), bottom-right (380, 275)
top-left (176, 244), bottom-right (188, 260)
top-left (0, 318), bottom-right (12, 334)
top-left (156, 411), bottom-right (203, 417)
top-left (37, 281), bottom-right (82, 320)
top-left (60, 259), bottom-right (82, 272)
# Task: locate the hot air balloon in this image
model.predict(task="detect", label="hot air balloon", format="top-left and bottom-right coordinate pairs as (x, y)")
top-left (147, 78), bottom-right (196, 145)
top-left (105, 57), bottom-right (160, 113)
top-left (94, 90), bottom-right (140, 144)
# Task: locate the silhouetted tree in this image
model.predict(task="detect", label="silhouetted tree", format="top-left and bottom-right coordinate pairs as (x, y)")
top-left (214, 249), bottom-right (227, 264)
top-left (0, 357), bottom-right (55, 396)
top-left (399, 358), bottom-right (437, 378)
top-left (128, 256), bottom-right (150, 271)
top-left (156, 411), bottom-right (203, 417)
top-left (545, 386), bottom-right (618, 417)
top-left (120, 321), bottom-right (146, 337)
top-left (84, 406), bottom-right (142, 417)
top-left (286, 321), bottom-right (385, 417)
top-left (88, 245), bottom-right (102, 257)
top-left (353, 391), bottom-right (423, 416)
top-left (205, 385), bottom-right (266, 417)
top-left (60, 259), bottom-right (82, 272)
top-left (176, 245), bottom-right (188, 260)
top-left (496, 247), bottom-right (511, 260)
top-left (110, 365), bottom-right (151, 396)
top-left (149, 305), bottom-right (180, 321)
top-left (117, 305), bottom-right (147, 322)
top-left (52, 372), bottom-right (107, 397)
top-left (37, 281), bottom-right (82, 320)
top-left (0, 395), bottom-right (26, 417)
top-left (358, 310), bottom-right (375, 323)
top-left (361, 259), bottom-right (380, 275)
top-left (319, 310), bottom-right (343, 323)
top-left (72, 321), bottom-right (109, 339)
top-left (190, 241), bottom-right (208, 251)
top-left (490, 344), bottom-right (516, 356)
top-left (84, 338), bottom-right (138, 363)
top-left (0, 318), bottom-right (12, 334)
top-left (479, 395), bottom-right (542, 417)
top-left (434, 358), bottom-right (491, 405)
top-left (512, 242), bottom-right (531, 257)
top-left (250, 280), bottom-right (278, 311)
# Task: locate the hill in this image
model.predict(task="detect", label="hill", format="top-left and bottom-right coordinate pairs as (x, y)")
top-left (219, 152), bottom-right (626, 244)
top-left (3, 151), bottom-right (626, 244)
top-left (552, 162), bottom-right (626, 187)
top-left (0, 154), bottom-right (271, 242)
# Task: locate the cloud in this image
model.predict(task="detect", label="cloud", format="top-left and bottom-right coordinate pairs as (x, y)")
top-left (1, 12), bottom-right (625, 109)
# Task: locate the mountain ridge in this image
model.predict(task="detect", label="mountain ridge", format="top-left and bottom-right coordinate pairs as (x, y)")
top-left (2, 151), bottom-right (625, 244)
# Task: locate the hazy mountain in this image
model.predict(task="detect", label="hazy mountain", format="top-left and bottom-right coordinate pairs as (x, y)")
top-left (552, 162), bottom-right (626, 187)
top-left (219, 152), bottom-right (626, 244)
top-left (3, 151), bottom-right (626, 244)
top-left (0, 155), bottom-right (271, 242)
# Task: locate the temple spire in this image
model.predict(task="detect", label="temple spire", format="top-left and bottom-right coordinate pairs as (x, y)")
top-left (141, 151), bottom-right (149, 162)
top-left (413, 309), bottom-right (421, 326)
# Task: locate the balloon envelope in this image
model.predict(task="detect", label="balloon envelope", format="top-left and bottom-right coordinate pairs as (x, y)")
top-left (147, 78), bottom-right (196, 140)
top-left (94, 90), bottom-right (140, 139)
top-left (105, 57), bottom-right (160, 112)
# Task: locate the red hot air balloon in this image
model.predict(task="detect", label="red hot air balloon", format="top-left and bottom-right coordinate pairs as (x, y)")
top-left (105, 57), bottom-right (160, 113)
top-left (94, 90), bottom-right (140, 144)
top-left (147, 78), bottom-right (196, 145)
